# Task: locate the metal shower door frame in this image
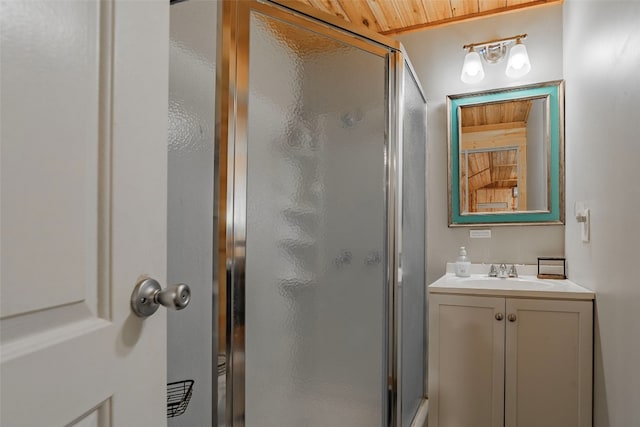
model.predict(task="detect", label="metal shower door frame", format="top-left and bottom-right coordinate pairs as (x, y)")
top-left (394, 53), bottom-right (429, 426)
top-left (217, 1), bottom-right (423, 425)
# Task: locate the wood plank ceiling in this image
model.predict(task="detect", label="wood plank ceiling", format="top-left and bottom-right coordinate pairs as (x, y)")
top-left (292, 0), bottom-right (561, 35)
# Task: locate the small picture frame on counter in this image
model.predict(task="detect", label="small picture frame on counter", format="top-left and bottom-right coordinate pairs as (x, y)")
top-left (537, 257), bottom-right (566, 279)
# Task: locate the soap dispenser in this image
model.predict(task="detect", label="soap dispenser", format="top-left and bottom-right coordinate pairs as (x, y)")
top-left (455, 246), bottom-right (471, 277)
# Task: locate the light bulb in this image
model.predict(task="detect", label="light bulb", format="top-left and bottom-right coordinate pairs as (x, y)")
top-left (506, 41), bottom-right (531, 78)
top-left (461, 49), bottom-right (485, 83)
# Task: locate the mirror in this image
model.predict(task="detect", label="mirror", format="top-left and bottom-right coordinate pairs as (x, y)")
top-left (447, 81), bottom-right (564, 226)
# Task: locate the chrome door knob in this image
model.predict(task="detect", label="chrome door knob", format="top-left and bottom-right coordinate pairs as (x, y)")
top-left (130, 278), bottom-right (191, 317)
top-left (507, 313), bottom-right (517, 322)
top-left (495, 313), bottom-right (504, 321)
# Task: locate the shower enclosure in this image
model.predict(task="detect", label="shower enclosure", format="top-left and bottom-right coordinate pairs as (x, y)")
top-left (217, 1), bottom-right (427, 426)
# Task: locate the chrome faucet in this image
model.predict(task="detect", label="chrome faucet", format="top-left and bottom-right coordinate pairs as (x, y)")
top-left (498, 263), bottom-right (508, 278)
top-left (489, 263), bottom-right (518, 278)
top-left (488, 264), bottom-right (498, 277)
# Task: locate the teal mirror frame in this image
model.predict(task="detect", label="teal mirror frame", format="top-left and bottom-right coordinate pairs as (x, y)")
top-left (447, 80), bottom-right (565, 226)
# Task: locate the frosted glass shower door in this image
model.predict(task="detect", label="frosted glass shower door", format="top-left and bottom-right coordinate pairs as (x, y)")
top-left (236, 6), bottom-right (391, 427)
top-left (399, 61), bottom-right (427, 427)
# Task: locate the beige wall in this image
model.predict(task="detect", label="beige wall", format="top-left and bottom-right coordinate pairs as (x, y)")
top-left (563, 1), bottom-right (640, 425)
top-left (396, 4), bottom-right (565, 285)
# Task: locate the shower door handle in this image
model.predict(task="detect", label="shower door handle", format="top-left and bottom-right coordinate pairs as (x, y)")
top-left (130, 278), bottom-right (191, 317)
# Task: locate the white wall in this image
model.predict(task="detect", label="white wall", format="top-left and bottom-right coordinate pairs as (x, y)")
top-left (396, 4), bottom-right (565, 285)
top-left (167, 1), bottom-right (217, 425)
top-left (563, 1), bottom-right (640, 425)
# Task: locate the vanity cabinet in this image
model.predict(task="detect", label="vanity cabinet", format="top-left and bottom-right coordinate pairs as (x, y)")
top-left (428, 293), bottom-right (593, 427)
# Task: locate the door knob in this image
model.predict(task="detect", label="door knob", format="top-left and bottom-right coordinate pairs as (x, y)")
top-left (130, 278), bottom-right (191, 317)
top-left (507, 313), bottom-right (517, 322)
top-left (495, 313), bottom-right (504, 321)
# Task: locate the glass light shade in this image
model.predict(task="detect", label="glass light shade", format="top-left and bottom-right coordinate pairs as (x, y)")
top-left (506, 42), bottom-right (531, 78)
top-left (460, 50), bottom-right (485, 83)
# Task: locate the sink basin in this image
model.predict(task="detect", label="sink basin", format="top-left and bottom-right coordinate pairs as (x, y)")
top-left (452, 276), bottom-right (555, 291)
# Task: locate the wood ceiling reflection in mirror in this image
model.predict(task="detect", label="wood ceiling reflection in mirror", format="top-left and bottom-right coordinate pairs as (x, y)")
top-left (460, 100), bottom-right (533, 212)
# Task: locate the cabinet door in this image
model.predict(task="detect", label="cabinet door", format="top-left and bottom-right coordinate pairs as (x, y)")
top-left (429, 294), bottom-right (505, 427)
top-left (505, 298), bottom-right (593, 427)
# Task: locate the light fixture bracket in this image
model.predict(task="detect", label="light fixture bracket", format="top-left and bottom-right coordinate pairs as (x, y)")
top-left (481, 44), bottom-right (508, 63)
top-left (463, 34), bottom-right (527, 63)
top-left (462, 34), bottom-right (527, 52)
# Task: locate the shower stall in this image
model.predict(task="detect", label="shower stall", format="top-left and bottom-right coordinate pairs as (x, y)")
top-left (216, 1), bottom-right (427, 426)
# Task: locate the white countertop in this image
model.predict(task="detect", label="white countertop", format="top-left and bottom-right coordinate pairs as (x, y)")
top-left (429, 264), bottom-right (595, 300)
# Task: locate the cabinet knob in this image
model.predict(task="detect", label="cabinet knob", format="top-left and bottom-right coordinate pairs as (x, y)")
top-left (495, 313), bottom-right (504, 321)
top-left (507, 313), bottom-right (517, 322)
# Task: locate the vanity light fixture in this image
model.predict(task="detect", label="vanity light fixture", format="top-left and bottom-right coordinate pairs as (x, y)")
top-left (460, 47), bottom-right (485, 84)
top-left (461, 34), bottom-right (531, 83)
top-left (505, 38), bottom-right (531, 78)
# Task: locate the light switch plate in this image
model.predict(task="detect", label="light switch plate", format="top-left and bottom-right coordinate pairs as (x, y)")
top-left (575, 201), bottom-right (590, 243)
top-left (581, 209), bottom-right (590, 242)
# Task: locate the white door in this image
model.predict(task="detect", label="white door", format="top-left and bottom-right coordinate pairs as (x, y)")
top-left (1, 0), bottom-right (169, 426)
